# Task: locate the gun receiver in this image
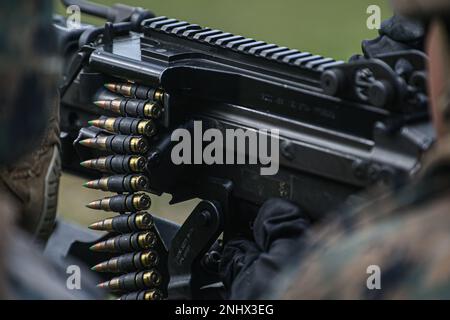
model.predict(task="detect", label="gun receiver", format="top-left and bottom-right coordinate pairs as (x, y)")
top-left (60, 15), bottom-right (432, 214)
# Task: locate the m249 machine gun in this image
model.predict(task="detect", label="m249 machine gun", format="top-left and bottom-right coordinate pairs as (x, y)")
top-left (52, 0), bottom-right (434, 300)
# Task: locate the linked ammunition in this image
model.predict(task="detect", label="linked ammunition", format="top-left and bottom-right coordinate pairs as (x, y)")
top-left (84, 174), bottom-right (149, 193)
top-left (80, 135), bottom-right (149, 154)
top-left (86, 193), bottom-right (151, 212)
top-left (89, 211), bottom-right (154, 232)
top-left (90, 231), bottom-right (157, 253)
top-left (80, 155), bottom-right (147, 174)
top-left (98, 269), bottom-right (162, 292)
top-left (118, 289), bottom-right (163, 301)
top-left (94, 99), bottom-right (162, 119)
top-left (91, 249), bottom-right (159, 273)
top-left (89, 117), bottom-right (156, 137)
top-left (104, 83), bottom-right (165, 103)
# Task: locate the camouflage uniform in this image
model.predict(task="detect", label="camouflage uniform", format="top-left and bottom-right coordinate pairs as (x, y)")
top-left (0, 0), bottom-right (61, 241)
top-left (279, 1), bottom-right (450, 299)
top-left (0, 0), bottom-right (95, 299)
top-left (393, 0), bottom-right (450, 18)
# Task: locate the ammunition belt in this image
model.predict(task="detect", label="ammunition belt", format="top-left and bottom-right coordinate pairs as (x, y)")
top-left (82, 82), bottom-right (167, 300)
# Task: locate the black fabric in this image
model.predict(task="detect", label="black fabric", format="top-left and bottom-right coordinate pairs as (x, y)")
top-left (220, 198), bottom-right (310, 299)
top-left (362, 15), bottom-right (425, 58)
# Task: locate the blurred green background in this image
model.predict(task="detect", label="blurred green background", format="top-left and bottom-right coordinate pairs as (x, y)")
top-left (56, 0), bottom-right (392, 227)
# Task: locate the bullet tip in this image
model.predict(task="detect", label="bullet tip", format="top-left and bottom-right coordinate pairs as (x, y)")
top-left (88, 120), bottom-right (95, 126)
top-left (80, 160), bottom-right (89, 168)
top-left (93, 100), bottom-right (106, 109)
top-left (86, 202), bottom-right (96, 209)
top-left (88, 221), bottom-right (100, 230)
top-left (91, 261), bottom-right (108, 272)
top-left (79, 139), bottom-right (90, 147)
top-left (104, 83), bottom-right (115, 91)
top-left (89, 242), bottom-right (104, 252)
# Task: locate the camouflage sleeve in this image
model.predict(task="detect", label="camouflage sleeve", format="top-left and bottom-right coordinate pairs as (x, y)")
top-left (280, 148), bottom-right (450, 299)
top-left (0, 0), bottom-right (62, 239)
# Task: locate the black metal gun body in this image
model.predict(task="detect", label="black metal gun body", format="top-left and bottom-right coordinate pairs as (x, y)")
top-left (55, 8), bottom-right (433, 298)
top-left (60, 16), bottom-right (432, 222)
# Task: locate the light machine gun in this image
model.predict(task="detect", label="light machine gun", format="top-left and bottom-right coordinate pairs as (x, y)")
top-left (50, 0), bottom-right (434, 300)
